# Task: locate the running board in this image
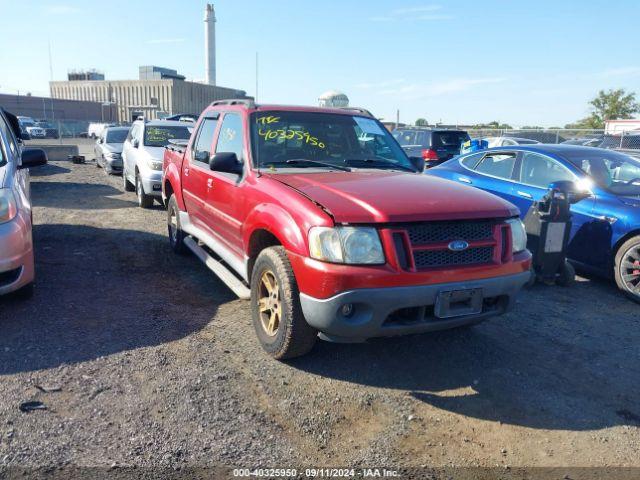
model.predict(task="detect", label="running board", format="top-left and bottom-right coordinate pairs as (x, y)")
top-left (184, 237), bottom-right (251, 300)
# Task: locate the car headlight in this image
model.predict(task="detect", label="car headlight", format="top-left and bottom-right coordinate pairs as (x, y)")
top-left (0, 189), bottom-right (18, 224)
top-left (147, 159), bottom-right (163, 170)
top-left (309, 226), bottom-right (385, 264)
top-left (506, 218), bottom-right (527, 253)
top-left (105, 152), bottom-right (121, 159)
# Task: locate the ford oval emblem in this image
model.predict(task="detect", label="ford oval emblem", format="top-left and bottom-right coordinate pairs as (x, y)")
top-left (448, 240), bottom-right (469, 252)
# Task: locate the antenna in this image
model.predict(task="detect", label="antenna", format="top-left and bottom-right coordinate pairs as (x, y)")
top-left (255, 52), bottom-right (259, 103)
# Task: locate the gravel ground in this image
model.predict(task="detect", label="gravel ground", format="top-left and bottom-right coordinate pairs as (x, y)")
top-left (1, 145), bottom-right (639, 474)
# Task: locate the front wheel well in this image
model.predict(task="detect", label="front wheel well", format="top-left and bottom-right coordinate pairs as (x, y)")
top-left (612, 229), bottom-right (640, 267)
top-left (247, 230), bottom-right (282, 279)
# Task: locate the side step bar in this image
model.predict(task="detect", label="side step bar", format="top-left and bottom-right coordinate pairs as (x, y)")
top-left (184, 237), bottom-right (251, 300)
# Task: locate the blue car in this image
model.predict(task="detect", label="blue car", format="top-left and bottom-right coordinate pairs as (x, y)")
top-left (427, 144), bottom-right (640, 301)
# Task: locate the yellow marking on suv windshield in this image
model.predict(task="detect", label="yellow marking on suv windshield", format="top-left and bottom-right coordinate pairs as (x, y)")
top-left (258, 128), bottom-right (326, 149)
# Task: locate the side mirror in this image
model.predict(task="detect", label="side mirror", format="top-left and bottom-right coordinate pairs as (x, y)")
top-left (209, 152), bottom-right (243, 175)
top-left (97, 138), bottom-right (103, 144)
top-left (409, 156), bottom-right (425, 173)
top-left (20, 132), bottom-right (31, 141)
top-left (20, 148), bottom-right (48, 169)
top-left (548, 180), bottom-right (591, 205)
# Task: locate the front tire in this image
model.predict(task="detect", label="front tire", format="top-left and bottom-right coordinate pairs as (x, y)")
top-left (614, 236), bottom-right (640, 303)
top-left (251, 247), bottom-right (317, 359)
top-left (136, 174), bottom-right (154, 209)
top-left (167, 195), bottom-right (187, 254)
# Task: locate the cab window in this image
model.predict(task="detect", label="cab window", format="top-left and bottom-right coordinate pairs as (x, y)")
top-left (215, 113), bottom-right (244, 161)
top-left (475, 152), bottom-right (517, 179)
top-left (519, 152), bottom-right (574, 188)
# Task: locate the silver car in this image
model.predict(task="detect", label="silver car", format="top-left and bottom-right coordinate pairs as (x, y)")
top-left (122, 119), bottom-right (193, 208)
top-left (0, 109), bottom-right (47, 298)
top-left (95, 126), bottom-right (129, 174)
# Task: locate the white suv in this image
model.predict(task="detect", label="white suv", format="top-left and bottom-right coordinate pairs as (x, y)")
top-left (121, 119), bottom-right (193, 208)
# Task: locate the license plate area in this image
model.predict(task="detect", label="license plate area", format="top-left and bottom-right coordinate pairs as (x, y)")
top-left (434, 288), bottom-right (483, 319)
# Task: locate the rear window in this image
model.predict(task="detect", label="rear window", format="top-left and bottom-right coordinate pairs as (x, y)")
top-left (432, 131), bottom-right (470, 148)
top-left (393, 130), bottom-right (419, 146)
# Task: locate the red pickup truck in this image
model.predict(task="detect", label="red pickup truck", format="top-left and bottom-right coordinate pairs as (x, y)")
top-left (163, 100), bottom-right (531, 359)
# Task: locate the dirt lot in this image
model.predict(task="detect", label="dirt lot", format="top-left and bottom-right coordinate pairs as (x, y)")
top-left (1, 146), bottom-right (639, 474)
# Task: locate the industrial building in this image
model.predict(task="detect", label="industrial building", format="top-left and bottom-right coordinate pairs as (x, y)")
top-left (0, 92), bottom-right (112, 122)
top-left (49, 4), bottom-right (248, 122)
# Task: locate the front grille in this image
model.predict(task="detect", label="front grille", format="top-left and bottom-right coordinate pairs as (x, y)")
top-left (0, 267), bottom-right (22, 287)
top-left (406, 220), bottom-right (494, 245)
top-left (413, 247), bottom-right (494, 268)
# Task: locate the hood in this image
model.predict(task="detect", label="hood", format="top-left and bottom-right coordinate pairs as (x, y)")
top-left (267, 171), bottom-right (518, 223)
top-left (142, 146), bottom-right (166, 161)
top-left (104, 143), bottom-right (124, 154)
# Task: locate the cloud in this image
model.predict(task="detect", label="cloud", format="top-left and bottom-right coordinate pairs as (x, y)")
top-left (375, 77), bottom-right (507, 99)
top-left (600, 67), bottom-right (640, 78)
top-left (368, 4), bottom-right (452, 22)
top-left (46, 4), bottom-right (80, 14)
top-left (391, 5), bottom-right (442, 15)
top-left (355, 79), bottom-right (406, 89)
top-left (145, 38), bottom-right (186, 45)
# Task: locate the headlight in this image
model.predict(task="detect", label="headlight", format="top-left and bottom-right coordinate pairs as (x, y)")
top-left (105, 152), bottom-right (121, 159)
top-left (506, 218), bottom-right (527, 253)
top-left (147, 159), bottom-right (163, 170)
top-left (0, 189), bottom-right (18, 224)
top-left (309, 226), bottom-right (384, 265)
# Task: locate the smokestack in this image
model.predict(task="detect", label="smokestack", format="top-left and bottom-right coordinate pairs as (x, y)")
top-left (204, 3), bottom-right (216, 86)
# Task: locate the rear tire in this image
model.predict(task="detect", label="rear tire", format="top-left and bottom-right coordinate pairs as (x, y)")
top-left (136, 174), bottom-right (154, 209)
top-left (167, 195), bottom-right (187, 255)
top-left (122, 168), bottom-right (135, 192)
top-left (251, 246), bottom-right (317, 360)
top-left (614, 236), bottom-right (640, 303)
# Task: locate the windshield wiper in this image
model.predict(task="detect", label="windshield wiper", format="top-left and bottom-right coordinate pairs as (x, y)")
top-left (282, 159), bottom-right (352, 172)
top-left (344, 158), bottom-right (416, 172)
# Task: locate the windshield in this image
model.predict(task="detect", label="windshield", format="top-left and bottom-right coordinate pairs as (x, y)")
top-left (251, 112), bottom-right (413, 171)
top-left (144, 125), bottom-right (192, 147)
top-left (563, 149), bottom-right (640, 195)
top-left (106, 129), bottom-right (129, 144)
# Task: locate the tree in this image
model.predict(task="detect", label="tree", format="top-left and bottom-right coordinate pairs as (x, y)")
top-left (415, 118), bottom-right (428, 126)
top-left (471, 121), bottom-right (512, 129)
top-left (589, 88), bottom-right (639, 127)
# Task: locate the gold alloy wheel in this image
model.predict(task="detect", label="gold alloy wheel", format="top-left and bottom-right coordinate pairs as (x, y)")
top-left (258, 270), bottom-right (282, 336)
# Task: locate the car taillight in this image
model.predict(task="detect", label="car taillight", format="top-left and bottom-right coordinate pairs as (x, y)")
top-left (421, 148), bottom-right (438, 160)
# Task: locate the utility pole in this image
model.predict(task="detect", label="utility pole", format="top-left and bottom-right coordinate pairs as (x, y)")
top-left (396, 109), bottom-right (400, 129)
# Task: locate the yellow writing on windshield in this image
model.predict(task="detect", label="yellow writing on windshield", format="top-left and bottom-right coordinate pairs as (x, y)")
top-left (256, 116), bottom-right (281, 125)
top-left (258, 128), bottom-right (326, 149)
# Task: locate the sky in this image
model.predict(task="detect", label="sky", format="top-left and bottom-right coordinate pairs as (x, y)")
top-left (1, 0), bottom-right (640, 127)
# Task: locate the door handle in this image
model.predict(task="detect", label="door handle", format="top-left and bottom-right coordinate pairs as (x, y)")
top-left (184, 167), bottom-right (189, 177)
top-left (207, 178), bottom-right (214, 189)
top-left (517, 191), bottom-right (533, 199)
top-left (458, 176), bottom-right (472, 184)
